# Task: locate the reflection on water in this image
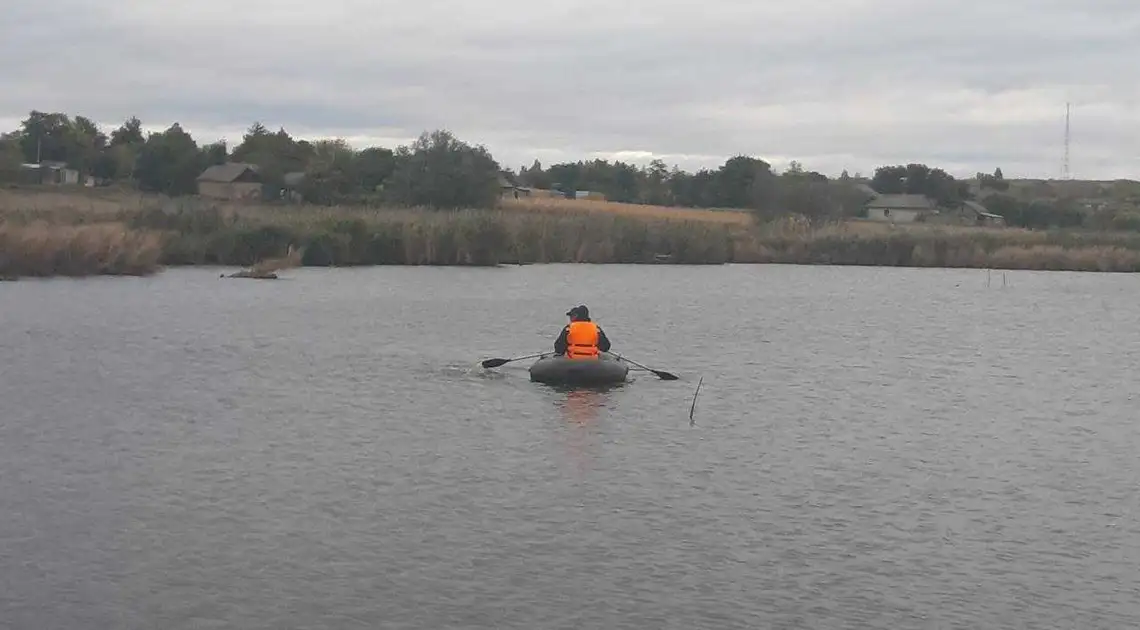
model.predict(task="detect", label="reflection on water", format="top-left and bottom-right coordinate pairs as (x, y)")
top-left (557, 388), bottom-right (606, 425)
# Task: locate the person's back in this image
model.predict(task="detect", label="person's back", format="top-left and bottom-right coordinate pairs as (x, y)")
top-left (554, 305), bottom-right (611, 358)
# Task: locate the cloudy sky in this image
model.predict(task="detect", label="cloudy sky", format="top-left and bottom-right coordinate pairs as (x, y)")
top-left (3, 0), bottom-right (1138, 179)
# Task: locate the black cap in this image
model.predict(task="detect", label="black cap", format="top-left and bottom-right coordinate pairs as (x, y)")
top-left (566, 305), bottom-right (589, 318)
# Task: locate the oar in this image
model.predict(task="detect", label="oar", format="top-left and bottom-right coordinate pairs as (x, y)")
top-left (480, 352), bottom-right (546, 369)
top-left (615, 354), bottom-right (679, 380)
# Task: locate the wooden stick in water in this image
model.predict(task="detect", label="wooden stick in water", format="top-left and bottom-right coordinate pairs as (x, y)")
top-left (689, 376), bottom-right (703, 426)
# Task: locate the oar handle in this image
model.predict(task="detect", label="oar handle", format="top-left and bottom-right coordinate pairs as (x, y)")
top-left (480, 351), bottom-right (548, 368)
top-left (614, 354), bottom-right (679, 380)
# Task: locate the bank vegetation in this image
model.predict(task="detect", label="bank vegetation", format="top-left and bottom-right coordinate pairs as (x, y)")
top-left (4, 109), bottom-right (1140, 277)
top-left (5, 187), bottom-right (1140, 277)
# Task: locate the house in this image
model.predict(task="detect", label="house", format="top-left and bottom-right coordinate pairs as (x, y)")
top-left (962, 200), bottom-right (1005, 226)
top-left (573, 190), bottom-right (606, 201)
top-left (501, 185), bottom-right (533, 200)
top-left (865, 194), bottom-right (937, 222)
top-left (196, 162), bottom-right (263, 200)
top-left (526, 188), bottom-right (563, 199)
top-left (498, 174), bottom-right (538, 200)
top-left (20, 161), bottom-right (80, 185)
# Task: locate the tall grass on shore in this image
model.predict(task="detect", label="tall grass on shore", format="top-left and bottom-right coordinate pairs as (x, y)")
top-left (742, 217), bottom-right (1140, 271)
top-left (0, 221), bottom-right (164, 278)
top-left (6, 187), bottom-right (1140, 275)
top-left (128, 201), bottom-right (736, 266)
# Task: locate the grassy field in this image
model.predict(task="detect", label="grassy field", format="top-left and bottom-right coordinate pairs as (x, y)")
top-left (498, 195), bottom-right (752, 225)
top-left (4, 186), bottom-right (1140, 277)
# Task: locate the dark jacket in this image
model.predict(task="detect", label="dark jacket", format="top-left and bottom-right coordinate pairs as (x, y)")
top-left (554, 319), bottom-right (612, 355)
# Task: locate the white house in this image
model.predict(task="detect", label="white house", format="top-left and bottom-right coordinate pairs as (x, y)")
top-left (865, 194), bottom-right (937, 222)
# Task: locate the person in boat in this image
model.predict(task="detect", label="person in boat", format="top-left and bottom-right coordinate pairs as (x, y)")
top-left (554, 305), bottom-right (611, 359)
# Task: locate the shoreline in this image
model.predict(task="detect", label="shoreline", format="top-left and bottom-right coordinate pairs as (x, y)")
top-left (6, 256), bottom-right (1140, 280)
top-left (4, 188), bottom-right (1140, 277)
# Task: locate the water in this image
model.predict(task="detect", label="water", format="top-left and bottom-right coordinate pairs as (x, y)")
top-left (1, 264), bottom-right (1138, 629)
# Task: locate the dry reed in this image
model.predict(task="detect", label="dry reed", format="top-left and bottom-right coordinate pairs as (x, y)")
top-left (0, 221), bottom-right (164, 277)
top-left (742, 217), bottom-right (1140, 271)
top-left (5, 187), bottom-right (1140, 274)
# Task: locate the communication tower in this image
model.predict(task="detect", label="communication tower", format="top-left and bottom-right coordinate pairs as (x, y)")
top-left (1062, 102), bottom-right (1071, 180)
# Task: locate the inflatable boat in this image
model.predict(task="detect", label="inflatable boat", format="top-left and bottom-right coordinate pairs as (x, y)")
top-left (528, 353), bottom-right (629, 386)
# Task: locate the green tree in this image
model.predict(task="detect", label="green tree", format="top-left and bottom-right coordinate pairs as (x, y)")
top-left (871, 163), bottom-right (963, 206)
top-left (774, 166), bottom-right (869, 223)
top-left (385, 129), bottom-right (502, 209)
top-left (110, 117), bottom-right (145, 147)
top-left (641, 159), bottom-right (671, 205)
top-left (67, 115), bottom-right (107, 176)
top-left (0, 132), bottom-right (23, 181)
top-left (201, 141), bottom-right (228, 166)
top-left (669, 167), bottom-right (718, 207)
top-left (92, 117), bottom-right (149, 180)
top-left (17, 111), bottom-right (73, 163)
top-left (518, 159), bottom-right (552, 189)
top-left (715, 155), bottom-right (778, 210)
top-left (134, 123), bottom-right (204, 196)
top-left (977, 166), bottom-right (1009, 191)
top-left (231, 123), bottom-right (312, 187)
top-left (354, 146), bottom-right (395, 193)
top-left (298, 139), bottom-right (360, 204)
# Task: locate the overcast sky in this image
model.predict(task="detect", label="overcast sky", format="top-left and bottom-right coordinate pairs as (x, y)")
top-left (3, 0), bottom-right (1138, 179)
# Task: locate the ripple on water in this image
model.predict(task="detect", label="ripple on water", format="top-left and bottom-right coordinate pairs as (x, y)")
top-left (1, 265), bottom-right (1139, 629)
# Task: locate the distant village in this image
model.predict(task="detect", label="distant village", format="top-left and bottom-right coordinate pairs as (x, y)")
top-left (16, 155), bottom-right (1140, 231)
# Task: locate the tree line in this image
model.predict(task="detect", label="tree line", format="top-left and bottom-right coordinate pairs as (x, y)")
top-left (0, 109), bottom-right (1122, 231)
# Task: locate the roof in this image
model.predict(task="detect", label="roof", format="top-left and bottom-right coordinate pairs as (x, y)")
top-left (963, 200), bottom-right (1004, 219)
top-left (866, 194), bottom-right (936, 210)
top-left (197, 162), bottom-right (260, 182)
top-left (22, 161), bottom-right (71, 170)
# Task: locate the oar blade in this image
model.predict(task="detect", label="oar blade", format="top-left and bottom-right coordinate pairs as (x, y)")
top-left (480, 358), bottom-right (510, 368)
top-left (652, 369), bottom-right (679, 380)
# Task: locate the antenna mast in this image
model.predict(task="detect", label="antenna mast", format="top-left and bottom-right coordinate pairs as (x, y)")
top-left (1062, 102), bottom-right (1071, 180)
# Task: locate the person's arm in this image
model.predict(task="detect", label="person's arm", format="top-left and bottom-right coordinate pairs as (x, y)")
top-left (597, 327), bottom-right (611, 352)
top-left (554, 325), bottom-right (569, 354)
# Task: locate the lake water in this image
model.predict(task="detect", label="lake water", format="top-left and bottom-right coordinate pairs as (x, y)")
top-left (1, 264), bottom-right (1138, 629)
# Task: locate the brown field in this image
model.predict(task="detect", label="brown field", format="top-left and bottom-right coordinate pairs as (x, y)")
top-left (500, 196), bottom-right (753, 225)
top-left (0, 186), bottom-right (754, 225)
top-left (0, 185), bottom-right (154, 218)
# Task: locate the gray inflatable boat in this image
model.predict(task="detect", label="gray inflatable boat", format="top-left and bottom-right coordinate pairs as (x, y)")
top-left (528, 353), bottom-right (629, 385)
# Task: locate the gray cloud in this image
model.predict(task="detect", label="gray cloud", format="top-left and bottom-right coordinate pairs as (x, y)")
top-left (2, 0), bottom-right (1138, 178)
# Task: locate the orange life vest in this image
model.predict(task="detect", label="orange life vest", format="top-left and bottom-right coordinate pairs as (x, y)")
top-left (566, 321), bottom-right (600, 359)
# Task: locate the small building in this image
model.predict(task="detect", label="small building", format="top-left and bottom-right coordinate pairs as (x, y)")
top-left (501, 186), bottom-right (532, 200)
top-left (962, 200), bottom-right (1005, 226)
top-left (499, 175), bottom-right (518, 199)
top-left (573, 190), bottom-right (606, 201)
top-left (196, 163), bottom-right (263, 200)
top-left (20, 161), bottom-right (80, 185)
top-left (865, 194), bottom-right (937, 222)
top-left (526, 188), bottom-right (563, 199)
